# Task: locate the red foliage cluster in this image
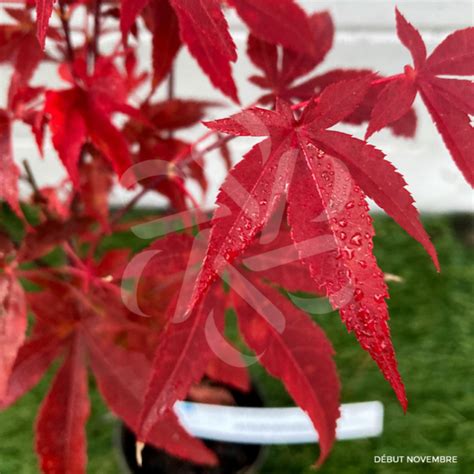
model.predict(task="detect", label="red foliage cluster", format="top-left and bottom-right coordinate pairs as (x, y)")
top-left (0, 0), bottom-right (472, 472)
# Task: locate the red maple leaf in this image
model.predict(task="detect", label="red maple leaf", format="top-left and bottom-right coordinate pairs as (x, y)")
top-left (0, 78), bottom-right (47, 217)
top-left (119, 0), bottom-right (316, 101)
top-left (290, 69), bottom-right (418, 138)
top-left (129, 233), bottom-right (250, 394)
top-left (186, 77), bottom-right (442, 411)
top-left (17, 217), bottom-right (93, 263)
top-left (0, 257), bottom-right (218, 472)
top-left (142, 0), bottom-right (181, 89)
top-left (135, 232), bottom-right (341, 465)
top-left (228, 0), bottom-right (317, 56)
top-left (247, 12), bottom-right (417, 138)
top-left (0, 273), bottom-right (27, 400)
top-left (0, 7), bottom-right (48, 85)
top-left (230, 271), bottom-right (339, 465)
top-left (123, 99), bottom-right (218, 208)
top-left (247, 11), bottom-right (334, 100)
top-left (366, 9), bottom-right (474, 186)
top-left (0, 111), bottom-right (21, 216)
top-left (1, 1), bottom-right (469, 472)
top-left (45, 57), bottom-right (135, 185)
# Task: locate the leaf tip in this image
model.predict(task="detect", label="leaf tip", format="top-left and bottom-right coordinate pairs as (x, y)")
top-left (393, 378), bottom-right (408, 413)
top-left (427, 243), bottom-right (440, 273)
top-left (36, 31), bottom-right (46, 51)
top-left (364, 127), bottom-right (374, 141)
top-left (202, 120), bottom-right (214, 130)
top-left (231, 91), bottom-right (241, 106)
top-left (135, 441), bottom-right (145, 467)
top-left (394, 6), bottom-right (403, 21)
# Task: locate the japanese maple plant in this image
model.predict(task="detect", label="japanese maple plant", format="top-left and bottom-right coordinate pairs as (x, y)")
top-left (0, 0), bottom-right (472, 472)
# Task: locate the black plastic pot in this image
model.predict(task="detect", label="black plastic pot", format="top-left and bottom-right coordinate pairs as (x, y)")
top-left (118, 383), bottom-right (265, 474)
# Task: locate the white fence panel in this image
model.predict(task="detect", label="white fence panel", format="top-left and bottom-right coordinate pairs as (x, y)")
top-left (1, 1), bottom-right (472, 211)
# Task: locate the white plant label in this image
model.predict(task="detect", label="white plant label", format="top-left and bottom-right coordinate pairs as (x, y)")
top-left (174, 401), bottom-right (384, 445)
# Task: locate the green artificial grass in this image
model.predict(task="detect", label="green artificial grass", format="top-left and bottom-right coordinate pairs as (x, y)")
top-left (0, 215), bottom-right (472, 473)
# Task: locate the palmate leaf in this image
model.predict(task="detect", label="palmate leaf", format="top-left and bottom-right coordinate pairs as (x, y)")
top-left (247, 10), bottom-right (334, 101)
top-left (137, 284), bottom-right (226, 448)
top-left (0, 112), bottom-right (21, 216)
top-left (287, 145), bottom-right (407, 409)
top-left (0, 274), bottom-right (27, 399)
top-left (245, 10), bottom-right (417, 138)
top-left (190, 77), bottom-right (438, 411)
top-left (0, 333), bottom-right (63, 409)
top-left (45, 88), bottom-right (132, 184)
top-left (0, 9), bottom-right (45, 87)
top-left (45, 59), bottom-right (134, 185)
top-left (231, 272), bottom-right (340, 464)
top-left (143, 0), bottom-right (182, 88)
top-left (135, 232), bottom-right (340, 465)
top-left (366, 9), bottom-right (474, 186)
top-left (169, 0), bottom-right (239, 102)
top-left (36, 337), bottom-right (90, 474)
top-left (2, 261), bottom-right (219, 471)
top-left (189, 134), bottom-right (294, 310)
top-left (17, 217), bottom-right (93, 262)
top-left (86, 329), bottom-right (217, 465)
top-left (120, 0), bottom-right (316, 101)
top-left (230, 0), bottom-right (316, 56)
top-left (291, 69), bottom-right (418, 138)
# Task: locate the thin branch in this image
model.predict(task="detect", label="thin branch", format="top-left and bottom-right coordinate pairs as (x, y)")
top-left (91, 0), bottom-right (102, 63)
top-left (167, 68), bottom-right (175, 101)
top-left (189, 134), bottom-right (234, 164)
top-left (167, 67), bottom-right (175, 139)
top-left (110, 187), bottom-right (150, 225)
top-left (22, 160), bottom-right (40, 195)
top-left (292, 73), bottom-right (406, 111)
top-left (58, 1), bottom-right (75, 63)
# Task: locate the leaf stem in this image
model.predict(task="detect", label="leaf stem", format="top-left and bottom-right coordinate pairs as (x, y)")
top-left (371, 73), bottom-right (405, 86)
top-left (110, 187), bottom-right (150, 225)
top-left (292, 73), bottom-right (407, 111)
top-left (63, 242), bottom-right (88, 271)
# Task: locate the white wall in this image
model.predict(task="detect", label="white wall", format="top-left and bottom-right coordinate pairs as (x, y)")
top-left (2, 0), bottom-right (473, 212)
